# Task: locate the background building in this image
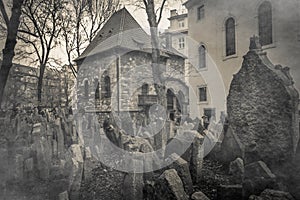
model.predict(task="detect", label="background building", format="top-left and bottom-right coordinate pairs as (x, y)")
top-left (2, 62), bottom-right (74, 109)
top-left (184, 0), bottom-right (300, 120)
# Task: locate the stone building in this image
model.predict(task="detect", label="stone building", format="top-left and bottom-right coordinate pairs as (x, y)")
top-left (184, 0), bottom-right (300, 120)
top-left (75, 8), bottom-right (188, 135)
top-left (164, 9), bottom-right (189, 59)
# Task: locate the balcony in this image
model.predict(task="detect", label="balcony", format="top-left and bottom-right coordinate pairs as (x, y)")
top-left (138, 95), bottom-right (158, 106)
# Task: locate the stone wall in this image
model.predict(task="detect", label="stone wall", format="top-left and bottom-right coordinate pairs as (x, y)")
top-left (227, 37), bottom-right (299, 167)
top-left (76, 50), bottom-right (187, 113)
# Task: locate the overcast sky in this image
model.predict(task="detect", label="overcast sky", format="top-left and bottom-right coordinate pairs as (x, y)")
top-left (0, 0), bottom-right (186, 64)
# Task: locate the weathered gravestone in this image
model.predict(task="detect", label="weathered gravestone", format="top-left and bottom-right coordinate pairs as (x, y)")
top-left (166, 153), bottom-right (193, 195)
top-left (191, 191), bottom-right (210, 200)
top-left (243, 161), bottom-right (277, 198)
top-left (154, 169), bottom-right (189, 200)
top-left (249, 189), bottom-right (295, 200)
top-left (227, 36), bottom-right (299, 167)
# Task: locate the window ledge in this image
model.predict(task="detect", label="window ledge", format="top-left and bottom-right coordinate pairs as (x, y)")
top-left (223, 54), bottom-right (238, 61)
top-left (197, 67), bottom-right (208, 72)
top-left (198, 101), bottom-right (208, 105)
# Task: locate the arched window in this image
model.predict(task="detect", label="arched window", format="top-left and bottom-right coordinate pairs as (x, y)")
top-left (94, 78), bottom-right (100, 100)
top-left (84, 80), bottom-right (89, 98)
top-left (258, 1), bottom-right (273, 46)
top-left (199, 45), bottom-right (206, 69)
top-left (141, 83), bottom-right (149, 95)
top-left (104, 76), bottom-right (111, 98)
top-left (167, 89), bottom-right (175, 111)
top-left (225, 17), bottom-right (236, 56)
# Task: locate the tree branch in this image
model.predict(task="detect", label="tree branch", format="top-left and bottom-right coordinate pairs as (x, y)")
top-left (0, 0), bottom-right (9, 27)
top-left (157, 0), bottom-right (167, 24)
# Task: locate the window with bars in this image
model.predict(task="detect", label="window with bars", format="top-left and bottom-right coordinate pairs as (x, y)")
top-left (94, 79), bottom-right (100, 100)
top-left (225, 17), bottom-right (236, 56)
top-left (141, 83), bottom-right (149, 95)
top-left (179, 37), bottom-right (185, 49)
top-left (178, 20), bottom-right (185, 28)
top-left (84, 80), bottom-right (89, 98)
top-left (104, 76), bottom-right (111, 98)
top-left (197, 5), bottom-right (205, 21)
top-left (258, 1), bottom-right (273, 46)
top-left (199, 86), bottom-right (207, 102)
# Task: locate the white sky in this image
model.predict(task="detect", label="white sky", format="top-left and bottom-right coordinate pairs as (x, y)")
top-left (123, 0), bottom-right (186, 32)
top-left (0, 0), bottom-right (186, 65)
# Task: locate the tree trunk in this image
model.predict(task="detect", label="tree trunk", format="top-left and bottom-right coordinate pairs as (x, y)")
top-left (0, 0), bottom-right (24, 108)
top-left (37, 64), bottom-right (45, 104)
top-left (145, 0), bottom-right (167, 150)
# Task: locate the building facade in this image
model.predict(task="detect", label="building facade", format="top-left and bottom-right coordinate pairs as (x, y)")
top-left (75, 8), bottom-right (189, 137)
top-left (184, 0), bottom-right (300, 119)
top-left (2, 62), bottom-right (73, 109)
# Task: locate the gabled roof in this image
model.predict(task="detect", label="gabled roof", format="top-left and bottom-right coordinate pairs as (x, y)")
top-left (76, 7), bottom-right (185, 61)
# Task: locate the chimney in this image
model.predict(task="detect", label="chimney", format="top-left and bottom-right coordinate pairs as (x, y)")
top-left (170, 9), bottom-right (177, 17)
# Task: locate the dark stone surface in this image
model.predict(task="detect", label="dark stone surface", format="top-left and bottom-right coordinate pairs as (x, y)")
top-left (249, 189), bottom-right (295, 200)
top-left (243, 161), bottom-right (277, 198)
top-left (229, 157), bottom-right (244, 184)
top-left (217, 184), bottom-right (243, 200)
top-left (154, 169), bottom-right (189, 200)
top-left (227, 41), bottom-right (299, 167)
top-left (220, 126), bottom-right (244, 163)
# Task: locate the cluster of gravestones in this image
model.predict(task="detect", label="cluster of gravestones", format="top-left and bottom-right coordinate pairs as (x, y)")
top-left (0, 108), bottom-right (84, 200)
top-left (99, 112), bottom-right (210, 200)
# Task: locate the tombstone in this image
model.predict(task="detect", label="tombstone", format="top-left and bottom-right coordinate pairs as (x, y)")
top-left (229, 157), bottom-right (244, 184)
top-left (191, 191), bottom-right (210, 200)
top-left (243, 161), bottom-right (277, 198)
top-left (227, 36), bottom-right (299, 167)
top-left (123, 172), bottom-right (144, 200)
top-left (249, 189), bottom-right (295, 200)
top-left (54, 118), bottom-right (65, 158)
top-left (165, 131), bottom-right (196, 164)
top-left (154, 169), bottom-right (189, 200)
top-left (190, 132), bottom-right (204, 184)
top-left (14, 154), bottom-right (24, 180)
top-left (24, 157), bottom-right (34, 179)
top-left (166, 153), bottom-right (193, 195)
top-left (68, 144), bottom-right (83, 200)
top-left (35, 136), bottom-right (51, 180)
top-left (58, 191), bottom-right (69, 200)
top-left (52, 139), bottom-right (58, 158)
top-left (0, 144), bottom-right (8, 187)
top-left (32, 123), bottom-right (42, 137)
top-left (122, 159), bottom-right (144, 200)
top-left (220, 126), bottom-right (244, 163)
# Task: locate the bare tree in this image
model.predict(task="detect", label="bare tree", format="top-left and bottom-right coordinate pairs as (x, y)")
top-left (17, 0), bottom-right (65, 104)
top-left (0, 0), bottom-right (24, 108)
top-left (61, 0), bottom-right (120, 77)
top-left (142, 0), bottom-right (167, 100)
